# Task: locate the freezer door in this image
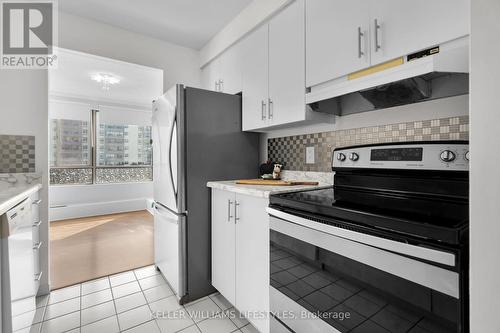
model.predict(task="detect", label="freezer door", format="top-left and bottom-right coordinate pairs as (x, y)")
top-left (154, 203), bottom-right (186, 299)
top-left (152, 86), bottom-right (181, 213)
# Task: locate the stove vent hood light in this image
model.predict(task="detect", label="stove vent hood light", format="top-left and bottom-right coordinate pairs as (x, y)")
top-left (306, 37), bottom-right (469, 115)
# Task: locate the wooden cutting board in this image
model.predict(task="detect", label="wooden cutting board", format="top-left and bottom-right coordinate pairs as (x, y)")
top-left (236, 179), bottom-right (319, 186)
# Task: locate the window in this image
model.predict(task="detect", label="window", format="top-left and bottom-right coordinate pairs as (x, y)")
top-left (50, 105), bottom-right (153, 185)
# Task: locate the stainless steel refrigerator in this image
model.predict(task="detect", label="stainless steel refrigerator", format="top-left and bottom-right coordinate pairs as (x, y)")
top-left (152, 84), bottom-right (259, 304)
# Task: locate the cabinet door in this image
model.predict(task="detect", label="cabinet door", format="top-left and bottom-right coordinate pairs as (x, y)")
top-left (201, 57), bottom-right (221, 92)
top-left (218, 43), bottom-right (243, 94)
top-left (211, 189), bottom-right (236, 305)
top-left (306, 0), bottom-right (370, 87)
top-left (235, 194), bottom-right (270, 333)
top-left (269, 0), bottom-right (306, 126)
top-left (370, 0), bottom-right (469, 65)
top-left (241, 24), bottom-right (269, 131)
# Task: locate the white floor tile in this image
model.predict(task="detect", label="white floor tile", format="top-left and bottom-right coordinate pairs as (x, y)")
top-left (240, 323), bottom-right (259, 333)
top-left (81, 289), bottom-right (113, 309)
top-left (185, 298), bottom-right (221, 323)
top-left (112, 281), bottom-right (141, 299)
top-left (14, 322), bottom-right (42, 333)
top-left (148, 295), bottom-right (182, 315)
top-left (122, 320), bottom-right (160, 333)
top-left (226, 308), bottom-right (249, 328)
top-left (155, 309), bottom-right (194, 333)
top-left (197, 315), bottom-right (238, 333)
top-left (134, 266), bottom-right (159, 280)
top-left (177, 325), bottom-right (201, 333)
top-left (41, 311), bottom-right (80, 333)
top-left (138, 275), bottom-right (167, 291)
top-left (48, 285), bottom-right (80, 305)
top-left (81, 301), bottom-right (116, 326)
top-left (81, 277), bottom-right (110, 296)
top-left (44, 298), bottom-right (80, 321)
top-left (109, 271), bottom-right (136, 287)
top-left (117, 305), bottom-right (152, 331)
top-left (115, 292), bottom-right (147, 314)
top-left (209, 293), bottom-right (232, 311)
top-left (143, 284), bottom-right (174, 303)
top-left (81, 315), bottom-right (119, 333)
top-left (12, 307), bottom-right (45, 331)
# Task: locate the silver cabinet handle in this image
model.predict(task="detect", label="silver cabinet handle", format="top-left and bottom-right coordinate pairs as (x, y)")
top-left (268, 98), bottom-right (273, 120)
top-left (33, 242), bottom-right (42, 250)
top-left (227, 200), bottom-right (233, 222)
top-left (34, 272), bottom-right (43, 282)
top-left (374, 19), bottom-right (381, 52)
top-left (235, 201), bottom-right (240, 222)
top-left (32, 199), bottom-right (42, 205)
top-left (219, 79), bottom-right (224, 92)
top-left (215, 81), bottom-right (219, 91)
top-left (358, 27), bottom-right (364, 58)
top-left (33, 220), bottom-right (42, 227)
top-left (261, 100), bottom-right (267, 120)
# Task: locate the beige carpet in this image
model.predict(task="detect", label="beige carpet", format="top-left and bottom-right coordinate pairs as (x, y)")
top-left (50, 210), bottom-right (154, 290)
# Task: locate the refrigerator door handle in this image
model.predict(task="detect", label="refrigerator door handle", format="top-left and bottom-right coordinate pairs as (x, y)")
top-left (168, 117), bottom-right (178, 201)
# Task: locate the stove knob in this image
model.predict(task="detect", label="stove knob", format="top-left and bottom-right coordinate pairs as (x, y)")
top-left (440, 150), bottom-right (456, 163)
top-left (349, 152), bottom-right (359, 161)
top-left (465, 151), bottom-right (470, 161)
top-left (336, 153), bottom-right (346, 162)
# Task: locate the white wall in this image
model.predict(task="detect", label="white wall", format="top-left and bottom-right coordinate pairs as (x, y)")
top-left (470, 0), bottom-right (500, 331)
top-left (59, 12), bottom-right (201, 91)
top-left (259, 94), bottom-right (469, 162)
top-left (0, 70), bottom-right (50, 294)
top-left (50, 183), bottom-right (153, 221)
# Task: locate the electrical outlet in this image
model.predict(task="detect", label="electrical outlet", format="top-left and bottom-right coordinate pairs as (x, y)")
top-left (306, 146), bottom-right (315, 164)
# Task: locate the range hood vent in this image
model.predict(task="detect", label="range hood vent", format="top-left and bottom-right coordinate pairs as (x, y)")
top-left (307, 38), bottom-right (469, 115)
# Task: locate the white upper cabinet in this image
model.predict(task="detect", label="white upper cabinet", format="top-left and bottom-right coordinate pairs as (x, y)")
top-left (269, 0), bottom-right (306, 127)
top-left (369, 0), bottom-right (470, 65)
top-left (202, 42), bottom-right (242, 94)
top-left (306, 0), bottom-right (470, 87)
top-left (306, 0), bottom-right (370, 87)
top-left (241, 24), bottom-right (269, 131)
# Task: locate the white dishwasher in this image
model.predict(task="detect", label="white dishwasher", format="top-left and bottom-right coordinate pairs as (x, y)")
top-left (1, 198), bottom-right (37, 333)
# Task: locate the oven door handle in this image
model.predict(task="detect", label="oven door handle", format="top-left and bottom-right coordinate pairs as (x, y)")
top-left (266, 207), bottom-right (456, 267)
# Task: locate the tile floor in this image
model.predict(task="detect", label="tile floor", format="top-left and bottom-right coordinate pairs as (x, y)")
top-left (22, 266), bottom-right (259, 333)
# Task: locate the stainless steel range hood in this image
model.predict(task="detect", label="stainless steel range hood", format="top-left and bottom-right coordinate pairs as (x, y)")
top-left (307, 37), bottom-right (469, 115)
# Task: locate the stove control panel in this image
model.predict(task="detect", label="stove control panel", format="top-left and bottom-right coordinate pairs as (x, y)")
top-left (333, 143), bottom-right (469, 171)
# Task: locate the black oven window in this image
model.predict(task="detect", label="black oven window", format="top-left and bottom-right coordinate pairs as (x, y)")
top-left (270, 230), bottom-right (459, 333)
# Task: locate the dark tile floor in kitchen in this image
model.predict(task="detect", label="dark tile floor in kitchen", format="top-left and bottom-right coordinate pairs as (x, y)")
top-left (270, 244), bottom-right (455, 333)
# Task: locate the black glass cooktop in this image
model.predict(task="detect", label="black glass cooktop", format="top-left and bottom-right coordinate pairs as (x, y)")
top-left (269, 186), bottom-right (469, 245)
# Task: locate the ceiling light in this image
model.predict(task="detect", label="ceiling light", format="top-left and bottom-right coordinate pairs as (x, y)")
top-left (91, 73), bottom-right (120, 90)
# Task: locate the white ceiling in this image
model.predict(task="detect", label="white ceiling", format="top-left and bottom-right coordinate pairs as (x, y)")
top-left (59, 0), bottom-right (253, 49)
top-left (49, 48), bottom-right (163, 109)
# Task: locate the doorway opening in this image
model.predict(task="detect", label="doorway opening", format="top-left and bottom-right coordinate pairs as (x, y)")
top-left (48, 48), bottom-right (163, 289)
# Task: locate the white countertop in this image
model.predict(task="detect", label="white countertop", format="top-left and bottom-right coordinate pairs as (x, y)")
top-left (207, 180), bottom-right (329, 198)
top-left (0, 184), bottom-right (42, 216)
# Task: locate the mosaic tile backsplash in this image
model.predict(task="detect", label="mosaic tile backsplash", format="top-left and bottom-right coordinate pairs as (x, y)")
top-left (268, 116), bottom-right (469, 172)
top-left (0, 135), bottom-right (35, 173)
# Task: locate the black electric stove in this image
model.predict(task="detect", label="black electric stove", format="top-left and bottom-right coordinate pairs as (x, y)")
top-left (268, 142), bottom-right (470, 333)
top-left (270, 141), bottom-right (469, 247)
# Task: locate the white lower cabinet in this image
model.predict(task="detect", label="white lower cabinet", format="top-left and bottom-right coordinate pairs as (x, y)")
top-left (211, 189), bottom-right (269, 333)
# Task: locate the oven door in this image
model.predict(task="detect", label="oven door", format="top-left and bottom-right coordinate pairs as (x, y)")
top-left (268, 208), bottom-right (464, 333)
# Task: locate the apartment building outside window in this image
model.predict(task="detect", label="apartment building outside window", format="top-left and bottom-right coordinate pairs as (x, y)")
top-left (50, 107), bottom-right (153, 185)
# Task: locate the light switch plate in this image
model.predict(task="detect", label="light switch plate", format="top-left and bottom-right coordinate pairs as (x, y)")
top-left (306, 146), bottom-right (315, 164)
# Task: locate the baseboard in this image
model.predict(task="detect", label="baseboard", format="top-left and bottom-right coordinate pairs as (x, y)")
top-left (50, 198), bottom-right (151, 221)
